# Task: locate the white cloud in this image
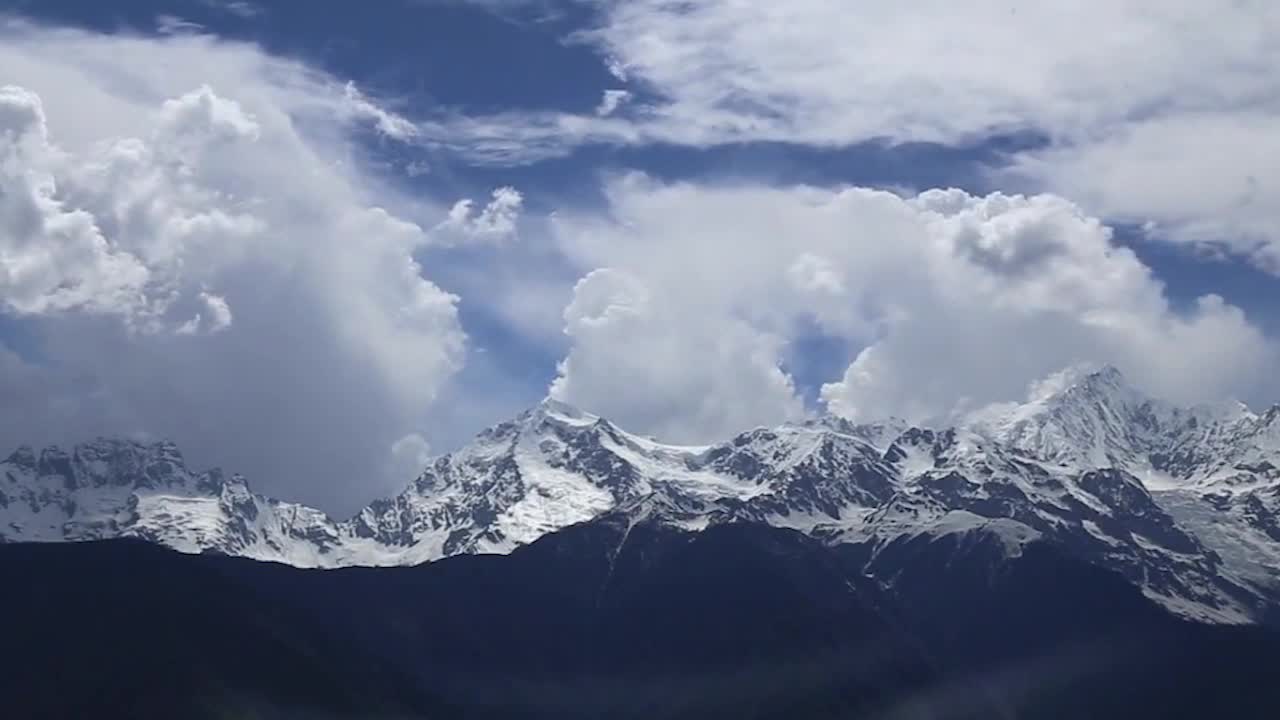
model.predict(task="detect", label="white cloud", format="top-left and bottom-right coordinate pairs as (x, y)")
top-left (427, 2), bottom-right (1280, 265)
top-left (0, 85), bottom-right (153, 322)
top-left (603, 56), bottom-right (628, 82)
top-left (431, 186), bottom-right (524, 246)
top-left (0, 24), bottom-right (466, 513)
top-left (342, 82), bottom-right (418, 141)
top-left (176, 291), bottom-right (233, 335)
top-left (546, 178), bottom-right (1278, 438)
top-left (202, 1), bottom-right (263, 19)
top-left (550, 267), bottom-right (805, 442)
top-left (1005, 112), bottom-right (1280, 270)
top-left (432, 2), bottom-right (1278, 151)
top-left (786, 253), bottom-right (845, 296)
top-left (595, 89), bottom-right (631, 117)
top-left (405, 159), bottom-right (431, 177)
top-left (390, 432), bottom-right (433, 482)
top-left (156, 15), bottom-right (205, 35)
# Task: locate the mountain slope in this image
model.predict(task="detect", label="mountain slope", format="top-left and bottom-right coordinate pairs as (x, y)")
top-left (0, 522), bottom-right (962, 720)
top-left (0, 538), bottom-right (447, 720)
top-left (7, 515), bottom-right (1280, 720)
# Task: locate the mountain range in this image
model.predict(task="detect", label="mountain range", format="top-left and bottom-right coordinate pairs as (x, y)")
top-left (4, 365), bottom-right (1280, 625)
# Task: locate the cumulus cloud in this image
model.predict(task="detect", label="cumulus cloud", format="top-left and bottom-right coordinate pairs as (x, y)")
top-left (431, 186), bottom-right (524, 246)
top-left (0, 85), bottom-right (153, 322)
top-left (550, 267), bottom-right (805, 443)
top-left (546, 178), bottom-right (1278, 438)
top-left (786, 253), bottom-right (845, 296)
top-left (0, 24), bottom-right (466, 513)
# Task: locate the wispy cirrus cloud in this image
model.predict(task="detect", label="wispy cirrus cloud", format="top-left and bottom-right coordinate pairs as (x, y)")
top-left (200, 0), bottom-right (264, 19)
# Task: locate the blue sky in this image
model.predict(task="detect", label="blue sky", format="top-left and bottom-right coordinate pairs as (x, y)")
top-left (2, 1), bottom-right (1278, 512)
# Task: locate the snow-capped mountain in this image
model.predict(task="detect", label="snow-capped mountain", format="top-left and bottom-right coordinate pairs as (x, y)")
top-left (965, 365), bottom-right (1280, 595)
top-left (0, 438), bottom-right (357, 566)
top-left (964, 364), bottom-right (1280, 488)
top-left (4, 366), bottom-right (1280, 623)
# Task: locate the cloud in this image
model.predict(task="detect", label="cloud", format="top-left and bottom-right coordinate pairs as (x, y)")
top-left (405, 159), bottom-right (431, 177)
top-left (427, 1), bottom-right (1280, 266)
top-left (595, 89), bottom-right (631, 117)
top-left (0, 86), bottom-right (153, 322)
top-left (1004, 112), bottom-right (1280, 270)
top-left (342, 82), bottom-right (418, 141)
top-left (389, 432), bottom-right (433, 483)
top-left (786, 253), bottom-right (845, 296)
top-left (429, 2), bottom-right (1276, 150)
top-left (200, 0), bottom-right (263, 19)
top-left (550, 267), bottom-right (805, 443)
top-left (0, 23), bottom-right (467, 513)
top-left (156, 15), bottom-right (206, 35)
top-left (431, 186), bottom-right (524, 246)
top-left (176, 292), bottom-right (233, 335)
top-left (546, 177), bottom-right (1278, 438)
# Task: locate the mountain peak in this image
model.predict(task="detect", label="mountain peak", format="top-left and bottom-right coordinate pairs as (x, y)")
top-left (1073, 364), bottom-right (1139, 399)
top-left (531, 396), bottom-right (599, 424)
top-left (803, 414), bottom-right (912, 452)
top-left (1088, 363), bottom-right (1125, 384)
top-left (3, 444), bottom-right (36, 468)
top-left (1025, 363), bottom-right (1139, 405)
top-left (961, 364), bottom-right (1164, 470)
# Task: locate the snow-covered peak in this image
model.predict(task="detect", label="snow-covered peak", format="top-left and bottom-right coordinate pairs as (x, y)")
top-left (528, 396), bottom-right (600, 425)
top-left (991, 364), bottom-right (1150, 421)
top-left (802, 414), bottom-right (912, 452)
top-left (963, 365), bottom-right (1170, 470)
top-left (0, 438), bottom-right (363, 567)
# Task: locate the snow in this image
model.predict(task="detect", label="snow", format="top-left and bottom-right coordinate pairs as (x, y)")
top-left (496, 443), bottom-right (616, 546)
top-left (1143, 590), bottom-right (1253, 626)
top-left (1132, 465), bottom-right (1184, 492)
top-left (1081, 520), bottom-right (1123, 548)
top-left (598, 429), bottom-right (765, 501)
top-left (1155, 489), bottom-right (1280, 590)
top-left (929, 511), bottom-right (1041, 557)
top-left (131, 494), bottom-right (227, 552)
top-left (893, 442), bottom-right (937, 479)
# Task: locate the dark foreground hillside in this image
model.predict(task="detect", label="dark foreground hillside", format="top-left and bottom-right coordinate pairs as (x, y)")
top-left (4, 516), bottom-right (1280, 719)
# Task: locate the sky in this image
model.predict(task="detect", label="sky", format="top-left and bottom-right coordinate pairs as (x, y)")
top-left (2, 0), bottom-right (1279, 514)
